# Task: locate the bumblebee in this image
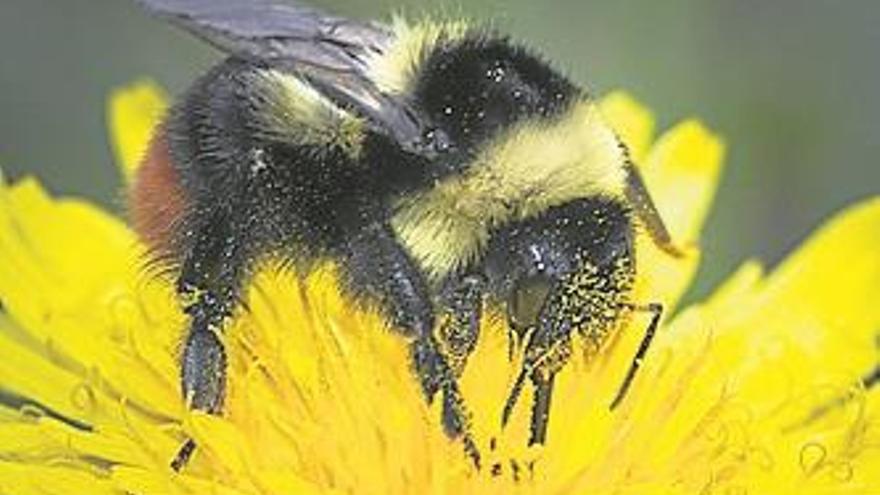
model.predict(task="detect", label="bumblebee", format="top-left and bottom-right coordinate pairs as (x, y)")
top-left (132, 0), bottom-right (682, 469)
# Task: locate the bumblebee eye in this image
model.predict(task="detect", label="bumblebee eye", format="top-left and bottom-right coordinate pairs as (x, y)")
top-left (507, 273), bottom-right (553, 331)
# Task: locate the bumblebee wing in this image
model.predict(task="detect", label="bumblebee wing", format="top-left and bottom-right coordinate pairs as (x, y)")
top-left (137, 0), bottom-right (390, 70)
top-left (138, 0), bottom-right (444, 156)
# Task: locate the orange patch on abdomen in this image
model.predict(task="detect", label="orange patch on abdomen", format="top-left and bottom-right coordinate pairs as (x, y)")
top-left (129, 128), bottom-right (188, 261)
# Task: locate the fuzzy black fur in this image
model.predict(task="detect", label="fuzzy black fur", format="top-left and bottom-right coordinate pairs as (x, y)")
top-left (414, 33), bottom-right (580, 153)
top-left (159, 32), bottom-right (628, 469)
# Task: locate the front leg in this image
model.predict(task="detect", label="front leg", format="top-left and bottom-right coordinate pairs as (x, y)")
top-left (343, 224), bottom-right (480, 466)
top-left (501, 261), bottom-right (632, 446)
top-left (609, 302), bottom-right (663, 410)
top-left (501, 310), bottom-right (573, 446)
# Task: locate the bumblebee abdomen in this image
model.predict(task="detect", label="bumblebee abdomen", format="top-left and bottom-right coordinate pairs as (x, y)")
top-left (129, 127), bottom-right (189, 263)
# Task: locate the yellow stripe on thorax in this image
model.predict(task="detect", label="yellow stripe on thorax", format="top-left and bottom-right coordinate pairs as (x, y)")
top-left (249, 70), bottom-right (366, 157)
top-left (366, 18), bottom-right (470, 95)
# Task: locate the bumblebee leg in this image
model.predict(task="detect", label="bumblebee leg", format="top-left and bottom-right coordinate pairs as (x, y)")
top-left (344, 224), bottom-right (480, 466)
top-left (609, 302), bottom-right (662, 410)
top-left (170, 226), bottom-right (246, 471)
top-left (410, 337), bottom-right (480, 464)
top-left (500, 317), bottom-right (572, 447)
top-left (501, 366), bottom-right (528, 428)
top-left (528, 371), bottom-right (556, 445)
top-left (436, 274), bottom-right (485, 377)
top-left (864, 363), bottom-right (880, 390)
top-left (519, 338), bottom-right (571, 445)
top-left (170, 292), bottom-right (230, 471)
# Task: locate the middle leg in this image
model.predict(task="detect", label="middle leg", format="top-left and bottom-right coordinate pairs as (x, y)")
top-left (343, 224), bottom-right (481, 465)
top-left (436, 273), bottom-right (486, 378)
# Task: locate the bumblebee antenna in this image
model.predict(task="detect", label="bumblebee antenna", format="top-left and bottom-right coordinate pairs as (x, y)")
top-left (623, 161), bottom-right (687, 258)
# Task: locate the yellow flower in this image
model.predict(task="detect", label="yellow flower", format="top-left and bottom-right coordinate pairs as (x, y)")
top-left (1, 81), bottom-right (878, 494)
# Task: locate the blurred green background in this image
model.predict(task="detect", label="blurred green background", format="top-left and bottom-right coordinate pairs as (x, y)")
top-left (1, 0), bottom-right (877, 301)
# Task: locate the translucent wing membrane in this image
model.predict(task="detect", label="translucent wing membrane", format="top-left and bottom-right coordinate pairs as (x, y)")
top-left (137, 0), bottom-right (449, 157)
top-left (137, 0), bottom-right (392, 69)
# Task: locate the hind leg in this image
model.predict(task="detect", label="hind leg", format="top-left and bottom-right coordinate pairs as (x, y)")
top-left (169, 221), bottom-right (249, 471)
top-left (170, 289), bottom-right (232, 471)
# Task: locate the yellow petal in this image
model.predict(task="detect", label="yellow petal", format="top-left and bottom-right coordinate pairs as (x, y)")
top-left (7, 78), bottom-right (877, 494)
top-left (0, 177), bottom-right (131, 349)
top-left (598, 90), bottom-right (656, 164)
top-left (0, 177), bottom-right (180, 419)
top-left (703, 258), bottom-right (764, 310)
top-left (636, 119), bottom-right (725, 312)
top-left (0, 461), bottom-right (117, 495)
top-left (642, 119), bottom-right (725, 244)
top-left (715, 197), bottom-right (880, 409)
top-left (0, 315), bottom-right (102, 429)
top-left (106, 80), bottom-right (168, 183)
top-left (629, 197), bottom-right (880, 493)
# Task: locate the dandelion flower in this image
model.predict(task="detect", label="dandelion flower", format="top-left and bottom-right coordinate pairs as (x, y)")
top-left (0, 82), bottom-right (878, 494)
